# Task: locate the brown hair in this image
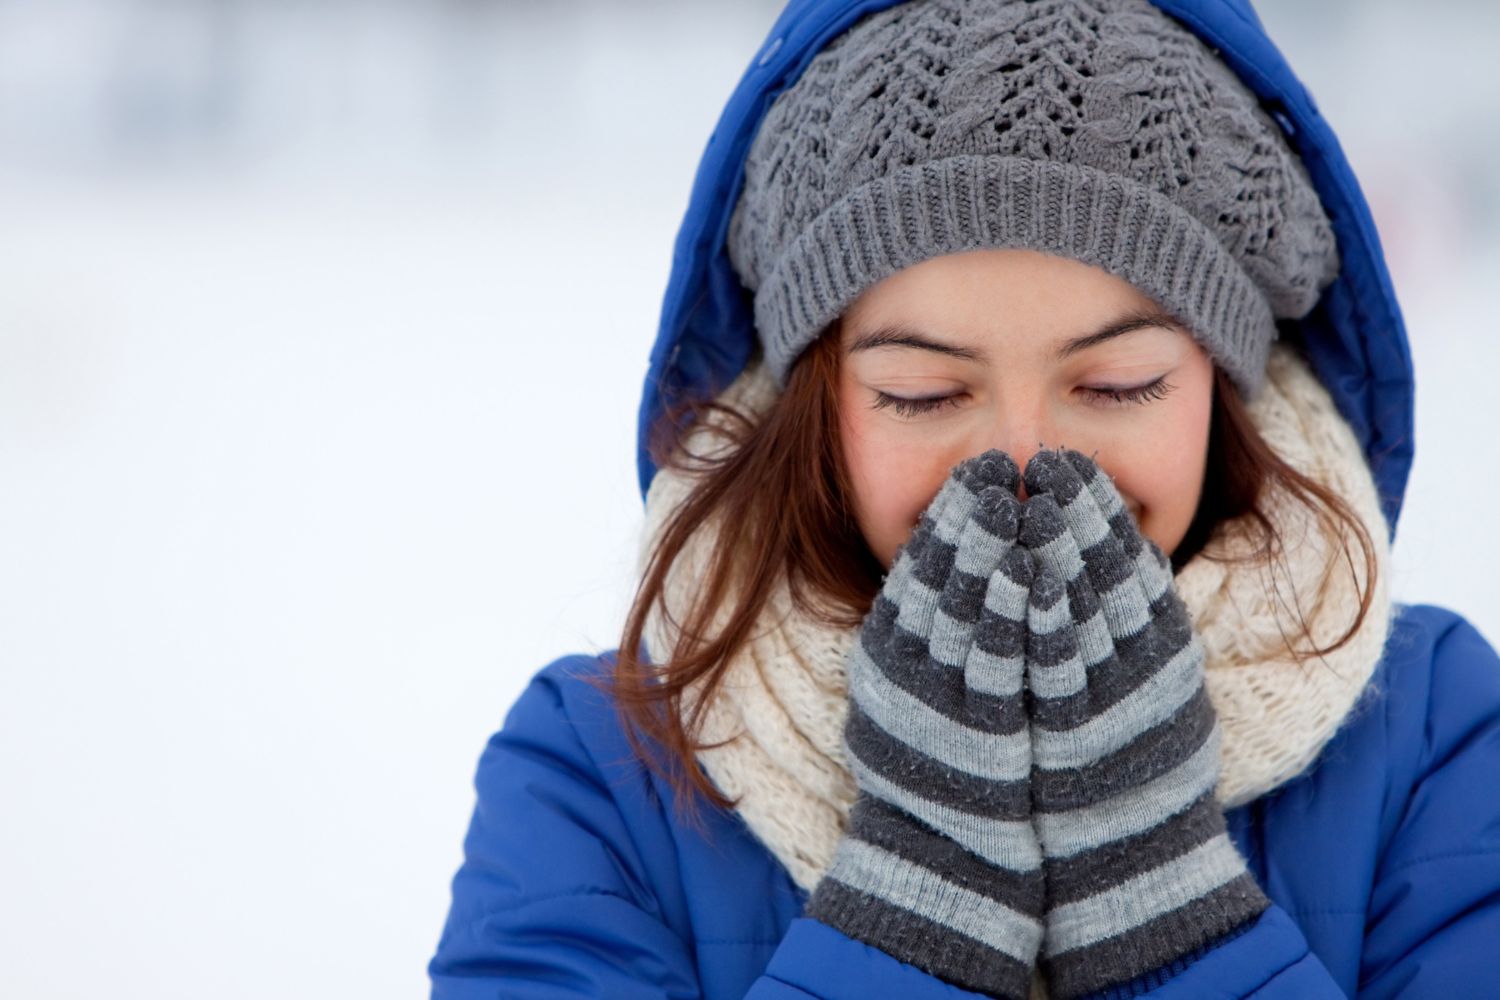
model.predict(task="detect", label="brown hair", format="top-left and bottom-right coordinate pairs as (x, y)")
top-left (589, 320), bottom-right (1379, 830)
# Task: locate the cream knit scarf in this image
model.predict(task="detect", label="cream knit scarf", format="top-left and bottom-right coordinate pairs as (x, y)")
top-left (638, 342), bottom-right (1394, 902)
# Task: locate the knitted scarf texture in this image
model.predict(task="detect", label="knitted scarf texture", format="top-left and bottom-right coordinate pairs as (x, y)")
top-left (637, 340), bottom-right (1394, 915)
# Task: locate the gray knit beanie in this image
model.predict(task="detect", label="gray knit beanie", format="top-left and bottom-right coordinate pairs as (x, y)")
top-left (726, 0), bottom-right (1340, 400)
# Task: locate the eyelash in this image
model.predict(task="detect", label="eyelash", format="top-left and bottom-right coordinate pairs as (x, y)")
top-left (870, 377), bottom-right (1177, 417)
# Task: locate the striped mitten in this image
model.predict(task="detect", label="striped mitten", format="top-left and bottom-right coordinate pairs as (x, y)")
top-left (1015, 447), bottom-right (1270, 1000)
top-left (805, 449), bottom-right (1044, 1000)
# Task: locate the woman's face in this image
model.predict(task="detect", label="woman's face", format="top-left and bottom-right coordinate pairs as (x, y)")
top-left (837, 248), bottom-right (1215, 571)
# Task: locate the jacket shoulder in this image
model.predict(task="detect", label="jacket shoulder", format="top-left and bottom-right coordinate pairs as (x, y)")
top-left (513, 650), bottom-right (621, 734)
top-left (454, 648), bottom-right (677, 911)
top-left (430, 650), bottom-right (701, 991)
top-left (494, 648), bottom-right (654, 810)
top-left (1375, 602), bottom-right (1500, 867)
top-left (1380, 602), bottom-right (1500, 710)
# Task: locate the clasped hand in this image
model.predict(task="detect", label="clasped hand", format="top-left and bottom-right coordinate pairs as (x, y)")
top-left (808, 448), bottom-right (1268, 1000)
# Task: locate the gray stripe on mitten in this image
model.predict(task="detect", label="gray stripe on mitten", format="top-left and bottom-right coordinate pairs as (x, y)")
top-left (806, 450), bottom-right (1044, 1000)
top-left (1017, 448), bottom-right (1270, 1000)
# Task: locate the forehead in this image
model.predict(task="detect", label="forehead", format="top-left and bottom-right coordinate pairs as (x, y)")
top-left (840, 250), bottom-right (1191, 362)
top-left (845, 250), bottom-right (1161, 325)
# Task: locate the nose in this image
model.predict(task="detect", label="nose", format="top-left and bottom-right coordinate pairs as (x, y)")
top-left (987, 403), bottom-right (1062, 501)
top-left (999, 441), bottom-right (1058, 502)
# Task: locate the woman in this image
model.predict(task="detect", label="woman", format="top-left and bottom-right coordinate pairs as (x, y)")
top-left (429, 1), bottom-right (1500, 997)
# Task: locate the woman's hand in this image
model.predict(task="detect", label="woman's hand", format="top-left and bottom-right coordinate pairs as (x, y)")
top-left (1016, 447), bottom-right (1270, 1000)
top-left (805, 449), bottom-right (1044, 1000)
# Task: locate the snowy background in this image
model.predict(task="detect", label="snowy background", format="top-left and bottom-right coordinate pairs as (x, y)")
top-left (1, 1), bottom-right (1496, 997)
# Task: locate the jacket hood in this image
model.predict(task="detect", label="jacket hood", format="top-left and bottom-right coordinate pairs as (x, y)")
top-left (634, 0), bottom-right (1414, 544)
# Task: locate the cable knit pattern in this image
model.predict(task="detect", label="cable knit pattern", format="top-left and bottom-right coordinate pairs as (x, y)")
top-left (726, 0), bottom-right (1339, 399)
top-left (637, 342), bottom-right (1392, 995)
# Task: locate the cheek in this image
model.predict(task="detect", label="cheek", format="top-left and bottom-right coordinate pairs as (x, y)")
top-left (1111, 391), bottom-right (1213, 555)
top-left (1112, 459), bottom-right (1193, 556)
top-left (841, 409), bottom-right (953, 568)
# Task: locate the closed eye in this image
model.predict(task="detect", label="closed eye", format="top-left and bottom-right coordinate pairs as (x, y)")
top-left (869, 392), bottom-right (963, 418)
top-left (1079, 377), bottom-right (1177, 407)
top-left (870, 377), bottom-right (1177, 418)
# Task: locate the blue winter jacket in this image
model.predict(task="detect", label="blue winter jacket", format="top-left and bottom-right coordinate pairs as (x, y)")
top-left (429, 1), bottom-right (1500, 996)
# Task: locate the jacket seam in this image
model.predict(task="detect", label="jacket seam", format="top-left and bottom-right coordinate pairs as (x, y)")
top-left (1286, 907), bottom-right (1366, 917)
top-left (507, 886), bottom-right (637, 908)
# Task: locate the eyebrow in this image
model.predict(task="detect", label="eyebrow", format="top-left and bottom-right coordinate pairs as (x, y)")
top-left (845, 308), bottom-right (1184, 364)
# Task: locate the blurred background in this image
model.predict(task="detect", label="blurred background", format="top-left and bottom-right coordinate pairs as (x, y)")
top-left (1, 1), bottom-right (1496, 997)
